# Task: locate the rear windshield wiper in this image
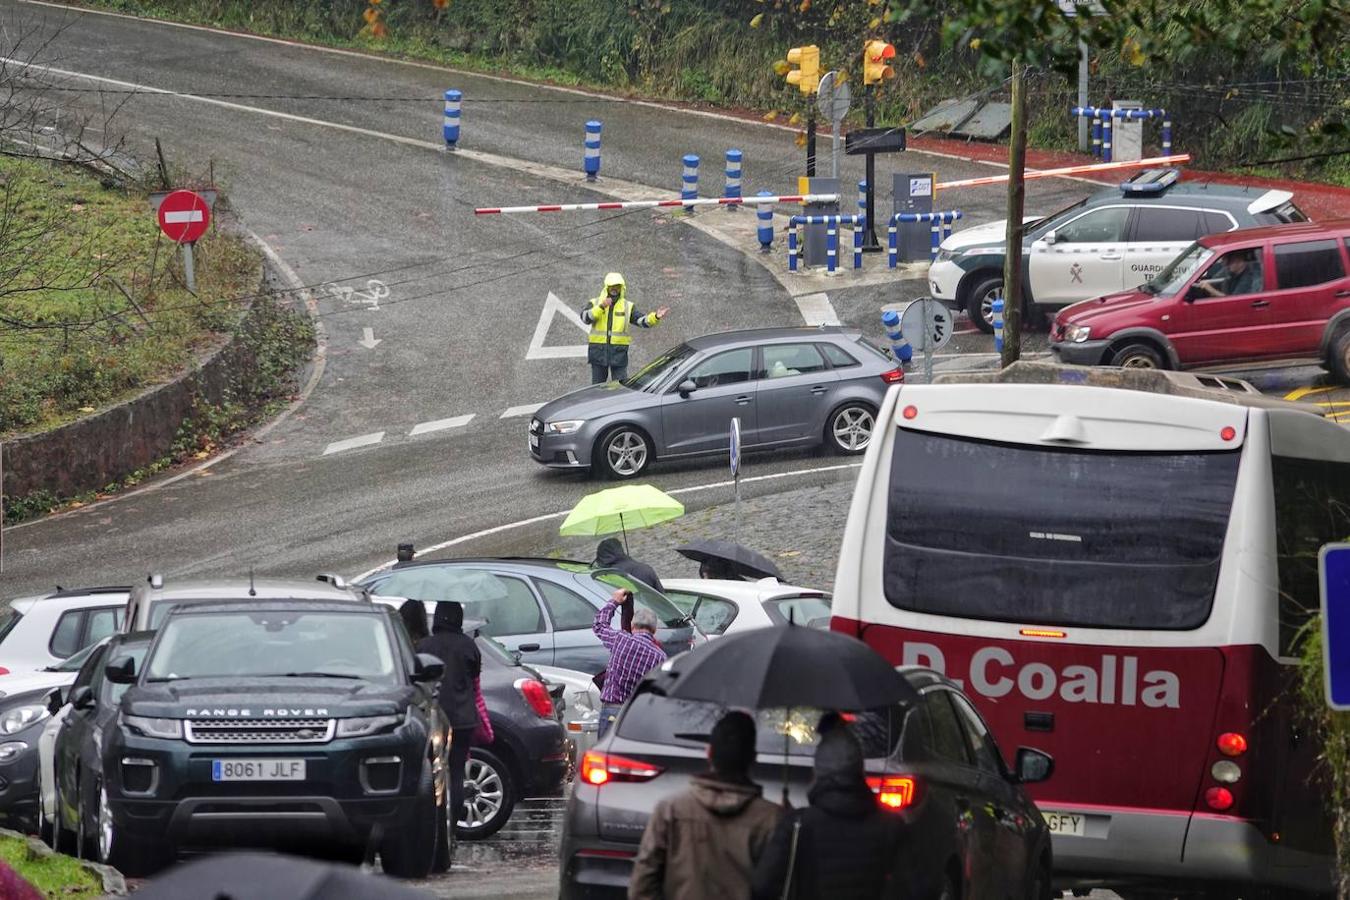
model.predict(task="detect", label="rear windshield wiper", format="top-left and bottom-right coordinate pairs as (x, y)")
top-left (280, 672), bottom-right (363, 680)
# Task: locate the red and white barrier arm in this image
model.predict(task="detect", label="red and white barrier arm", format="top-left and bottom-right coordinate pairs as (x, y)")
top-left (936, 154), bottom-right (1192, 191)
top-left (474, 193), bottom-right (841, 215)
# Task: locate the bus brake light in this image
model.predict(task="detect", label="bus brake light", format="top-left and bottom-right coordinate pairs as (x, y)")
top-left (1217, 732), bottom-right (1248, 756)
top-left (1204, 786), bottom-right (1234, 811)
top-left (1019, 628), bottom-right (1067, 639)
top-left (902, 405), bottom-right (918, 420)
top-left (1220, 426), bottom-right (1237, 441)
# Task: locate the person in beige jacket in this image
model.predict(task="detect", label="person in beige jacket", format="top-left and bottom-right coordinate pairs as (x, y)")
top-left (629, 711), bottom-right (782, 900)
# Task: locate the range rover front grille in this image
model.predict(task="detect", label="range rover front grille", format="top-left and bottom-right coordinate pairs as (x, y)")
top-left (184, 718), bottom-right (335, 744)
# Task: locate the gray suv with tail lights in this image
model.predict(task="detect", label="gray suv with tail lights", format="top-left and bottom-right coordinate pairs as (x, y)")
top-left (530, 327), bottom-right (900, 478)
top-left (91, 600), bottom-right (449, 877)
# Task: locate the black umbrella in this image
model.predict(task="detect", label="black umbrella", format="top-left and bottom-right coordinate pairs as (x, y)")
top-left (675, 539), bottom-right (784, 580)
top-left (661, 623), bottom-right (917, 711)
top-left (132, 853), bottom-right (434, 900)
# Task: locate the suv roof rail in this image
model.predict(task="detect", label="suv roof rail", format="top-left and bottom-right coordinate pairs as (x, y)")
top-left (148, 573), bottom-right (164, 590)
top-left (1120, 167), bottom-right (1180, 195)
top-left (933, 362), bottom-right (1321, 414)
top-left (45, 585), bottom-right (133, 599)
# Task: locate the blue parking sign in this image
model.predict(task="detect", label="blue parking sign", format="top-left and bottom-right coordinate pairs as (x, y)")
top-left (1320, 544), bottom-right (1350, 710)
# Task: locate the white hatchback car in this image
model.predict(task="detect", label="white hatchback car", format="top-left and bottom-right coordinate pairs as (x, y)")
top-left (0, 587), bottom-right (128, 675)
top-left (661, 578), bottom-right (832, 638)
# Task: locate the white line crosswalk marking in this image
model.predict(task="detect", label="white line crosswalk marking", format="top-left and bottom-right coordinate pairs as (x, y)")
top-left (409, 414), bottom-right (475, 436)
top-left (501, 404), bottom-right (545, 418)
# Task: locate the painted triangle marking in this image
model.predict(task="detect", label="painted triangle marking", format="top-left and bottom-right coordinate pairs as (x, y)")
top-left (527, 292), bottom-right (590, 360)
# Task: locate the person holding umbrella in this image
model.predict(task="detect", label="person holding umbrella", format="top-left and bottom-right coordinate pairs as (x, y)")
top-left (751, 727), bottom-right (909, 900)
top-left (592, 588), bottom-right (667, 736)
top-left (595, 536), bottom-right (665, 592)
top-left (630, 711), bottom-right (782, 900)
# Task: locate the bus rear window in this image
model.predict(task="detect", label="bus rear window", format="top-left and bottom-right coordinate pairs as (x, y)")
top-left (883, 430), bottom-right (1240, 629)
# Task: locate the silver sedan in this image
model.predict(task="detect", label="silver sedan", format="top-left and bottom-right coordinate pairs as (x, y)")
top-left (529, 327), bottom-right (901, 478)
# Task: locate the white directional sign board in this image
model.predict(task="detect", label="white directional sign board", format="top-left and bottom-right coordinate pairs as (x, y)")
top-left (729, 417), bottom-right (741, 477)
top-left (899, 298), bottom-right (954, 353)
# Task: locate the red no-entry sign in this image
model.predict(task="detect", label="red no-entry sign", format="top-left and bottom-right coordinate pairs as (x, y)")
top-left (157, 189), bottom-right (211, 244)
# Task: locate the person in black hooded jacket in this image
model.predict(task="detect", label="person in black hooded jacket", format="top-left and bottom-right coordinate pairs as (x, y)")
top-left (594, 537), bottom-right (664, 592)
top-left (416, 601), bottom-right (481, 831)
top-left (751, 727), bottom-right (908, 900)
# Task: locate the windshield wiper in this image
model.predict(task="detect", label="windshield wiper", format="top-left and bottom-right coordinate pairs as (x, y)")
top-left (1140, 281), bottom-right (1160, 294)
top-left (279, 671), bottom-right (363, 680)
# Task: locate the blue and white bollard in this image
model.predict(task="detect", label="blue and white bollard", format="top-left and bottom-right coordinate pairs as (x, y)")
top-left (1102, 114), bottom-right (1113, 163)
top-left (882, 309), bottom-right (912, 364)
top-left (887, 221), bottom-right (898, 269)
top-left (443, 90), bottom-right (462, 149)
top-left (1162, 112), bottom-right (1173, 155)
top-left (857, 181), bottom-right (867, 218)
top-left (724, 149), bottom-right (742, 210)
top-left (756, 191), bottom-right (774, 253)
top-left (825, 218), bottom-right (839, 274)
top-left (992, 297), bottom-right (1005, 355)
top-left (584, 120), bottom-right (602, 182)
top-left (787, 222), bottom-right (799, 272)
top-left (854, 217), bottom-right (864, 270)
top-left (1091, 112), bottom-right (1102, 158)
top-left (681, 154), bottom-right (699, 215)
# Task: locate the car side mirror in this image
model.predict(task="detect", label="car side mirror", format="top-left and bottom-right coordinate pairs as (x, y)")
top-left (104, 654), bottom-right (138, 685)
top-left (45, 686), bottom-right (67, 715)
top-left (412, 653), bottom-right (444, 684)
top-left (70, 685), bottom-right (95, 711)
top-left (677, 379), bottom-right (697, 396)
top-left (1043, 230), bottom-right (1057, 246)
top-left (1013, 747), bottom-right (1054, 784)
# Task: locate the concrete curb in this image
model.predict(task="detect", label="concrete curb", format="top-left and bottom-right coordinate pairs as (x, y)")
top-left (0, 827), bottom-right (127, 896)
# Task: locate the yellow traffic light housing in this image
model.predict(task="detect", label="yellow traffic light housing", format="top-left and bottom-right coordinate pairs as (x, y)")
top-left (784, 45), bottom-right (821, 95)
top-left (863, 40), bottom-right (896, 85)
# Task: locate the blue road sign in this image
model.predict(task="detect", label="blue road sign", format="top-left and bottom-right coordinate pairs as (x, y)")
top-left (729, 417), bottom-right (741, 478)
top-left (1320, 543), bottom-right (1350, 709)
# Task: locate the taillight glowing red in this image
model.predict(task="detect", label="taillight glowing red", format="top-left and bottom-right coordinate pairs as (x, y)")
top-left (581, 750), bottom-right (663, 787)
top-left (0, 668), bottom-right (9, 676)
top-left (515, 678), bottom-right (554, 718)
top-left (1217, 732), bottom-right (1248, 757)
top-left (1204, 787), bottom-right (1234, 811)
top-left (880, 368), bottom-right (905, 384)
top-left (1220, 426), bottom-right (1237, 442)
top-left (865, 775), bottom-right (918, 810)
top-left (902, 405), bottom-right (918, 420)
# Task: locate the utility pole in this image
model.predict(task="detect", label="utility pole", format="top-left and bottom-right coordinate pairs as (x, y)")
top-left (1001, 59), bottom-right (1027, 368)
top-left (1077, 40), bottom-right (1090, 151)
top-left (863, 83), bottom-right (879, 249)
top-left (806, 107), bottom-right (817, 177)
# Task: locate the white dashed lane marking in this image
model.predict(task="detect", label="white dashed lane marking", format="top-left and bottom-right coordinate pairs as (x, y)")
top-left (409, 414), bottom-right (475, 437)
top-left (323, 431), bottom-right (385, 456)
top-left (501, 404), bottom-right (545, 419)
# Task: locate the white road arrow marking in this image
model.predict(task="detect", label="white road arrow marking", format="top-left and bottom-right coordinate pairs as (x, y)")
top-left (410, 414), bottom-right (475, 436)
top-left (526, 292), bottom-right (590, 360)
top-left (358, 327), bottom-right (381, 350)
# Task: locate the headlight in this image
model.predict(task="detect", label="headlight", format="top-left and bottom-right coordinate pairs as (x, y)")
top-left (1064, 324), bottom-right (1092, 343)
top-left (121, 714), bottom-right (183, 740)
top-left (0, 741), bottom-right (27, 762)
top-left (935, 249), bottom-right (956, 263)
top-left (0, 705), bottom-right (48, 735)
top-left (336, 714), bottom-right (402, 738)
top-left (545, 420), bottom-right (585, 435)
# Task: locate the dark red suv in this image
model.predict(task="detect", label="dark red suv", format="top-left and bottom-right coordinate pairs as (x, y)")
top-left (1050, 220), bottom-right (1350, 381)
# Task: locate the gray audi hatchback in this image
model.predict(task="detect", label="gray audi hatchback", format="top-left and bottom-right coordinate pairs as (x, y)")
top-left (529, 327), bottom-right (901, 478)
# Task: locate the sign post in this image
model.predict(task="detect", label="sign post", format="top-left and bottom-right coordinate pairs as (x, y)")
top-left (817, 72), bottom-right (852, 180)
top-left (729, 417), bottom-right (742, 538)
top-left (155, 190), bottom-right (213, 293)
top-left (1320, 544), bottom-right (1350, 709)
top-left (899, 297), bottom-right (953, 383)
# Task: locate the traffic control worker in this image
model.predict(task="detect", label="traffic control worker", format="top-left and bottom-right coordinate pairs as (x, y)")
top-left (582, 272), bottom-right (670, 384)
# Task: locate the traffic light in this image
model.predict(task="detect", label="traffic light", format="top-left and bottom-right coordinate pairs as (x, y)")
top-left (863, 40), bottom-right (896, 85)
top-left (784, 45), bottom-right (821, 95)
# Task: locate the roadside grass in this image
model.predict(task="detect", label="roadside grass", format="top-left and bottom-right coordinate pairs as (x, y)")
top-left (0, 834), bottom-right (102, 899)
top-left (0, 155), bottom-right (261, 437)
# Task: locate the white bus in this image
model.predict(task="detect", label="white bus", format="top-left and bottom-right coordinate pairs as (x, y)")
top-left (832, 363), bottom-right (1347, 896)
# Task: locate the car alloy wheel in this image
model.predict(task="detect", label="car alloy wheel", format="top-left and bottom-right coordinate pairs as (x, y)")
top-left (459, 756), bottom-right (505, 831)
top-left (603, 429), bottom-right (649, 478)
top-left (965, 276), bottom-right (1002, 335)
top-left (831, 405), bottom-right (875, 454)
top-left (1110, 341), bottom-right (1165, 370)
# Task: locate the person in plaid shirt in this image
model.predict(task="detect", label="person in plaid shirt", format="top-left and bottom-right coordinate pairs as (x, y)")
top-left (592, 588), bottom-right (667, 736)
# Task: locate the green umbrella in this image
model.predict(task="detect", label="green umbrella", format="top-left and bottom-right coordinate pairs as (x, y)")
top-left (560, 484), bottom-right (685, 550)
